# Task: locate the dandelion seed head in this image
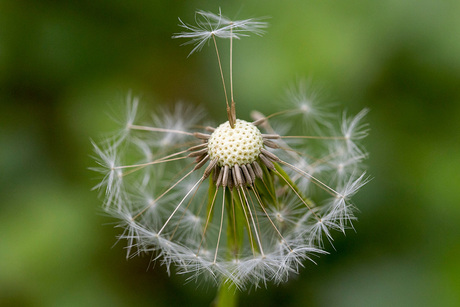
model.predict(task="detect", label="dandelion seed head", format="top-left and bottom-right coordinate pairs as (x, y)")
top-left (92, 9), bottom-right (369, 289)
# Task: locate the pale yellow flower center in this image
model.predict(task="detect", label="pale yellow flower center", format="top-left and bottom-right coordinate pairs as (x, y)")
top-left (208, 119), bottom-right (263, 167)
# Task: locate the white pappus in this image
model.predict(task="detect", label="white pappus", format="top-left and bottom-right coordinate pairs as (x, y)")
top-left (92, 10), bottom-right (369, 289)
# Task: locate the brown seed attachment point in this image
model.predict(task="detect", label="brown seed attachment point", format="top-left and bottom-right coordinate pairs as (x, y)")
top-left (216, 167), bottom-right (224, 187)
top-left (222, 165), bottom-right (230, 187)
top-left (203, 158), bottom-right (218, 179)
top-left (252, 117), bottom-right (267, 126)
top-left (194, 132), bottom-right (211, 140)
top-left (188, 148), bottom-right (208, 158)
top-left (241, 164), bottom-right (253, 185)
top-left (263, 139), bottom-right (279, 149)
top-left (252, 161), bottom-right (264, 179)
top-left (194, 154), bottom-right (210, 170)
top-left (234, 164), bottom-right (243, 186)
top-left (259, 154), bottom-right (274, 170)
top-left (246, 163), bottom-right (256, 182)
top-left (188, 143), bottom-right (208, 152)
top-left (261, 134), bottom-right (281, 139)
top-left (260, 148), bottom-right (281, 162)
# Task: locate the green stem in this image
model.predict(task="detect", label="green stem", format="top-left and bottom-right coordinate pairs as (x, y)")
top-left (213, 281), bottom-right (238, 307)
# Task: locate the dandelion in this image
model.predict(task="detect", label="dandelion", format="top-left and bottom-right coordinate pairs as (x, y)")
top-left (92, 10), bottom-right (369, 292)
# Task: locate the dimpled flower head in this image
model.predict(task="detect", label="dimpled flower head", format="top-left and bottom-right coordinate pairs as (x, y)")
top-left (92, 10), bottom-right (369, 289)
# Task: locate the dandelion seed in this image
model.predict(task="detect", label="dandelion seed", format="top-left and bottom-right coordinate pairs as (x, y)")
top-left (174, 9), bottom-right (267, 56)
top-left (92, 10), bottom-right (369, 289)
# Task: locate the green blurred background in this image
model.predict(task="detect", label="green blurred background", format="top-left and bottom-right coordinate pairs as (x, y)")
top-left (1, 0), bottom-right (459, 306)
